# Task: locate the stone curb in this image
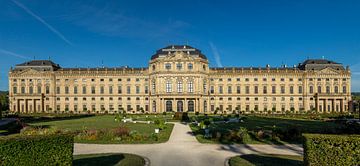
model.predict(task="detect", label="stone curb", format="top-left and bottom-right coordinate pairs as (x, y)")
top-left (224, 156), bottom-right (231, 166)
top-left (143, 156), bottom-right (151, 166)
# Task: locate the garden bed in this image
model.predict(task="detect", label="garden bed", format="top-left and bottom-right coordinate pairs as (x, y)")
top-left (228, 154), bottom-right (303, 166)
top-left (73, 153), bottom-right (145, 166)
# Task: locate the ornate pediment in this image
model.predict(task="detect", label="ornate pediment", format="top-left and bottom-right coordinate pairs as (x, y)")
top-left (164, 51), bottom-right (195, 61)
top-left (16, 68), bottom-right (42, 76)
top-left (316, 67), bottom-right (340, 75)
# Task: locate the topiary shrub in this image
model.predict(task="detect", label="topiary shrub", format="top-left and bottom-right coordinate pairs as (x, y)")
top-left (0, 134), bottom-right (73, 165)
top-left (303, 134), bottom-right (360, 166)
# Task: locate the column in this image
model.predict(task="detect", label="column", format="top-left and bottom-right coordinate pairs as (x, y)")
top-left (33, 99), bottom-right (36, 113)
top-left (25, 99), bottom-right (28, 113)
top-left (316, 96), bottom-right (320, 112)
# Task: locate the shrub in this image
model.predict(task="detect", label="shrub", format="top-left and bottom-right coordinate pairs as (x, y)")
top-left (0, 134), bottom-right (73, 165)
top-left (112, 126), bottom-right (130, 137)
top-left (173, 112), bottom-right (189, 121)
top-left (162, 112), bottom-right (167, 115)
top-left (195, 112), bottom-right (200, 116)
top-left (303, 134), bottom-right (360, 166)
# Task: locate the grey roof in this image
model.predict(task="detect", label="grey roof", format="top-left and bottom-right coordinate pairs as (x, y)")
top-left (298, 59), bottom-right (345, 70)
top-left (151, 45), bottom-right (207, 60)
top-left (14, 60), bottom-right (61, 71)
top-left (16, 60), bottom-right (60, 68)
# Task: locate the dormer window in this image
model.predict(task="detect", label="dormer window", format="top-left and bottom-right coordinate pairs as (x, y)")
top-left (176, 63), bottom-right (182, 70)
top-left (188, 63), bottom-right (193, 70)
top-left (165, 63), bottom-right (171, 70)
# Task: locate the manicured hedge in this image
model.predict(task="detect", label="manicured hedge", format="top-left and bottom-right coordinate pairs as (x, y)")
top-left (303, 134), bottom-right (360, 166)
top-left (0, 134), bottom-right (73, 166)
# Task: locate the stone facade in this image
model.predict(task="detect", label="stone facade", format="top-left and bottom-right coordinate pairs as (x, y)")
top-left (8, 45), bottom-right (351, 114)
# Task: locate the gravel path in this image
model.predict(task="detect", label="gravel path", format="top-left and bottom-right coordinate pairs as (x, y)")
top-left (74, 122), bottom-right (303, 166)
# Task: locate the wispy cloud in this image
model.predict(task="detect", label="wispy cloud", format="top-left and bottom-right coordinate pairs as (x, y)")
top-left (11, 0), bottom-right (73, 46)
top-left (63, 3), bottom-right (189, 39)
top-left (0, 48), bottom-right (30, 59)
top-left (209, 42), bottom-right (223, 67)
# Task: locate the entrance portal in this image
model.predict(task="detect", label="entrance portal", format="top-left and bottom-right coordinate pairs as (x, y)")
top-left (177, 101), bottom-right (183, 112)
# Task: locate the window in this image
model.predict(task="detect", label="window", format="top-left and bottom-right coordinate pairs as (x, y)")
top-left (82, 86), bottom-right (86, 94)
top-left (109, 78), bottom-right (113, 82)
top-left (245, 86), bottom-right (249, 94)
top-left (152, 81), bottom-right (156, 93)
top-left (118, 86), bottom-right (122, 94)
top-left (165, 63), bottom-right (171, 70)
top-left (46, 86), bottom-right (50, 94)
top-left (177, 81), bottom-right (183, 93)
top-left (127, 86), bottom-right (131, 94)
top-left (29, 87), bottom-right (33, 94)
top-left (236, 86), bottom-right (240, 94)
top-left (91, 86), bottom-right (96, 94)
top-left (254, 86), bottom-right (258, 94)
top-left (13, 87), bottom-right (17, 94)
top-left (236, 78), bottom-right (240, 81)
top-left (166, 81), bottom-right (172, 93)
top-left (334, 86), bottom-right (338, 93)
top-left (210, 86), bottom-right (214, 94)
top-left (254, 78), bottom-right (258, 82)
top-left (228, 78), bottom-right (232, 82)
top-left (219, 85), bottom-right (223, 94)
top-left (326, 86), bottom-right (330, 94)
top-left (136, 86), bottom-right (140, 94)
top-left (65, 86), bottom-right (69, 94)
top-left (227, 86), bottom-right (232, 94)
top-left (343, 86), bottom-right (347, 93)
top-left (145, 85), bottom-right (149, 94)
top-left (309, 86), bottom-right (313, 93)
top-left (37, 86), bottom-right (41, 94)
top-left (290, 86), bottom-right (294, 94)
top-left (74, 86), bottom-right (78, 94)
top-left (318, 86), bottom-right (322, 93)
top-left (263, 78), bottom-right (267, 81)
top-left (136, 78), bottom-right (140, 82)
top-left (188, 81), bottom-right (194, 93)
top-left (272, 78), bottom-right (276, 81)
top-left (56, 87), bottom-right (60, 94)
top-left (100, 79), bottom-right (104, 82)
top-left (263, 86), bottom-right (267, 94)
top-left (176, 63), bottom-right (182, 70)
top-left (203, 83), bottom-right (207, 93)
top-left (281, 86), bottom-right (285, 94)
top-left (272, 86), bottom-right (276, 94)
top-left (188, 63), bottom-right (193, 70)
top-left (109, 86), bottom-right (113, 94)
top-left (100, 86), bottom-right (104, 94)
top-left (298, 86), bottom-right (303, 94)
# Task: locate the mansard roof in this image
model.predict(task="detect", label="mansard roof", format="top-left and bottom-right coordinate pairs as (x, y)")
top-left (14, 60), bottom-right (61, 71)
top-left (151, 45), bottom-right (207, 60)
top-left (298, 59), bottom-right (345, 70)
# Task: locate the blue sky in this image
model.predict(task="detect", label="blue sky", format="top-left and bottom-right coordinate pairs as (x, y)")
top-left (1, 0), bottom-right (360, 91)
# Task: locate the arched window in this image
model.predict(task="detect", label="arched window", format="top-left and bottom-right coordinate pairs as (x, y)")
top-left (177, 81), bottom-right (183, 93)
top-left (152, 101), bottom-right (156, 112)
top-left (334, 86), bottom-right (338, 93)
top-left (188, 101), bottom-right (194, 112)
top-left (166, 101), bottom-right (172, 112)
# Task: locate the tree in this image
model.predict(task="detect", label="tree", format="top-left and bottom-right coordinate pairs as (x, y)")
top-left (0, 91), bottom-right (9, 118)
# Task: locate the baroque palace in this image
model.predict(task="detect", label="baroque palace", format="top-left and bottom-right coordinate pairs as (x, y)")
top-left (8, 45), bottom-right (351, 114)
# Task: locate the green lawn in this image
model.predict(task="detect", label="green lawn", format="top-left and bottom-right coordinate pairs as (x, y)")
top-left (191, 115), bottom-right (344, 144)
top-left (73, 153), bottom-right (145, 166)
top-left (28, 115), bottom-right (174, 144)
top-left (229, 154), bottom-right (303, 166)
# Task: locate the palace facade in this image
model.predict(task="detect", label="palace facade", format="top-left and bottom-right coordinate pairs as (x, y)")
top-left (8, 45), bottom-right (351, 114)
